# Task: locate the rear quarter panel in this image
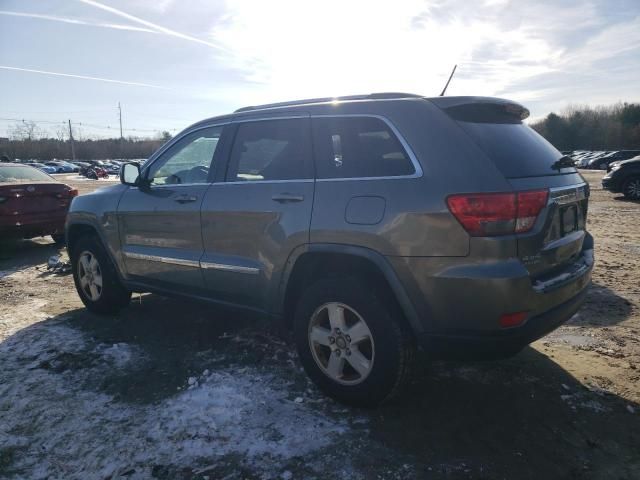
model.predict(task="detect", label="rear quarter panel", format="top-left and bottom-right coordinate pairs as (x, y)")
top-left (308, 99), bottom-right (513, 257)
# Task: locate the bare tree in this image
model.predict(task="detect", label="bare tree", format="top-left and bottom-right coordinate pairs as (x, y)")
top-left (54, 125), bottom-right (67, 142)
top-left (8, 121), bottom-right (43, 141)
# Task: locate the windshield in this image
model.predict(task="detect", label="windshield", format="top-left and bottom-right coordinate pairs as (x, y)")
top-left (0, 165), bottom-right (54, 183)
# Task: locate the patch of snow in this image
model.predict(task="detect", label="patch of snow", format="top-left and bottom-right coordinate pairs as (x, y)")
top-left (0, 269), bottom-right (17, 279)
top-left (0, 322), bottom-right (349, 479)
top-left (94, 343), bottom-right (141, 368)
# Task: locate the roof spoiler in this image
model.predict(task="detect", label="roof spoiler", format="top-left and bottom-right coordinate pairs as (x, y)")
top-left (430, 96), bottom-right (530, 121)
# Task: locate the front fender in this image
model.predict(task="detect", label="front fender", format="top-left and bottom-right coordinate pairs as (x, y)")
top-left (65, 183), bottom-right (128, 277)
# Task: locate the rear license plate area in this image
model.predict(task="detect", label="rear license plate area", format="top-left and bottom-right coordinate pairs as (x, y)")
top-left (561, 205), bottom-right (577, 235)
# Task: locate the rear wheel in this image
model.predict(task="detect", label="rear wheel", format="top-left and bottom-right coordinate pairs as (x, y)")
top-left (294, 277), bottom-right (414, 407)
top-left (71, 235), bottom-right (131, 314)
top-left (623, 176), bottom-right (640, 200)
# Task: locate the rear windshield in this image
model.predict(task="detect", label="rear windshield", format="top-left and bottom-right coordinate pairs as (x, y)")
top-left (0, 165), bottom-right (53, 183)
top-left (446, 104), bottom-right (576, 178)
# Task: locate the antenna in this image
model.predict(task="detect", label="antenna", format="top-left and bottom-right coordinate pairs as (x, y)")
top-left (439, 64), bottom-right (457, 96)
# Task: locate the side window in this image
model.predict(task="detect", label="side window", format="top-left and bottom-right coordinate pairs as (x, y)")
top-left (312, 117), bottom-right (415, 179)
top-left (227, 118), bottom-right (312, 181)
top-left (147, 126), bottom-right (223, 185)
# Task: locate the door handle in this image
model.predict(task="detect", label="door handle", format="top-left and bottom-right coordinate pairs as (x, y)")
top-left (271, 193), bottom-right (304, 203)
top-left (174, 194), bottom-right (198, 204)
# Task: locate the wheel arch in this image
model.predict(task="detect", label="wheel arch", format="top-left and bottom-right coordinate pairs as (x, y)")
top-left (66, 219), bottom-right (127, 281)
top-left (276, 244), bottom-right (424, 336)
top-left (66, 223), bottom-right (99, 254)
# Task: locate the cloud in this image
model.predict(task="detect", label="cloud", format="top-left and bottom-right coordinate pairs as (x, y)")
top-left (0, 66), bottom-right (168, 89)
top-left (0, 10), bottom-right (158, 33)
top-left (76, 0), bottom-right (228, 52)
top-left (206, 0), bottom-right (562, 101)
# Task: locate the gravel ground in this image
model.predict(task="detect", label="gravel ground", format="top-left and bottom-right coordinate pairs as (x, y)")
top-left (0, 170), bottom-right (638, 479)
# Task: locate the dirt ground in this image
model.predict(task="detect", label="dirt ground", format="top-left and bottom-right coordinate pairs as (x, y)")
top-left (0, 171), bottom-right (638, 479)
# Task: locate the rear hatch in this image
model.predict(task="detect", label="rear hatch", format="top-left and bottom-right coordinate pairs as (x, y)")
top-left (433, 97), bottom-right (591, 286)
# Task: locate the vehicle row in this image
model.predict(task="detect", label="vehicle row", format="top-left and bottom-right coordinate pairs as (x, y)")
top-left (0, 158), bottom-right (146, 176)
top-left (566, 150), bottom-right (640, 170)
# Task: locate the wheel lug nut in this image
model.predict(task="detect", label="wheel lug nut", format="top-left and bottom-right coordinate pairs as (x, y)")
top-left (329, 336), bottom-right (335, 344)
top-left (345, 335), bottom-right (351, 342)
top-left (335, 349), bottom-right (341, 356)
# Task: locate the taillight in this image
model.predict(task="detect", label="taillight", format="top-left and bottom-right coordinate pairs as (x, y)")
top-left (515, 190), bottom-right (548, 233)
top-left (57, 188), bottom-right (78, 199)
top-left (447, 189), bottom-right (548, 237)
top-left (499, 311), bottom-right (528, 328)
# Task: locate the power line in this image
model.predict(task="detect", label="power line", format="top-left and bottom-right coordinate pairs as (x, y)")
top-left (0, 116), bottom-right (179, 133)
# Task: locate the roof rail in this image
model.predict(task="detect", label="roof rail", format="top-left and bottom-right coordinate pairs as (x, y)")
top-left (234, 92), bottom-right (423, 113)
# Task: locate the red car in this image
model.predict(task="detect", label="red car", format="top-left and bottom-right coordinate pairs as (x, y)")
top-left (0, 163), bottom-right (78, 243)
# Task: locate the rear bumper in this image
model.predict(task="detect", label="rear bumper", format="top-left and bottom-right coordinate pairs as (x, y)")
top-left (388, 234), bottom-right (594, 359)
top-left (0, 214), bottom-right (66, 239)
top-left (418, 283), bottom-right (589, 359)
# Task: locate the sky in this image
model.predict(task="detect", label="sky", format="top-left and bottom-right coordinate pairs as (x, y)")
top-left (0, 0), bottom-right (639, 139)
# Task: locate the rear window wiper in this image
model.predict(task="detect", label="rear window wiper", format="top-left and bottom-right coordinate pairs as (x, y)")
top-left (551, 156), bottom-right (575, 170)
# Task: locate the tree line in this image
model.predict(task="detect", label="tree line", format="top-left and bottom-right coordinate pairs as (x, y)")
top-left (530, 102), bottom-right (640, 151)
top-left (0, 121), bottom-right (173, 161)
top-left (3, 102), bottom-right (640, 161)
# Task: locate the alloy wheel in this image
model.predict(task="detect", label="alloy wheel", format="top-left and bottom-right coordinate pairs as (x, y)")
top-left (77, 250), bottom-right (103, 301)
top-left (308, 302), bottom-right (375, 385)
top-left (625, 178), bottom-right (640, 200)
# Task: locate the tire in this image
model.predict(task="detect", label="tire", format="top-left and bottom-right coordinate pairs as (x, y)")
top-left (51, 233), bottom-right (66, 245)
top-left (622, 176), bottom-right (640, 200)
top-left (71, 234), bottom-right (131, 314)
top-left (293, 277), bottom-right (415, 407)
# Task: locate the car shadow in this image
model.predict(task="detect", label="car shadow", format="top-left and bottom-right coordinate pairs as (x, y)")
top-left (613, 195), bottom-right (640, 203)
top-left (0, 238), bottom-right (64, 271)
top-left (369, 348), bottom-right (640, 479)
top-left (566, 282), bottom-right (633, 327)
top-left (2, 295), bottom-right (639, 479)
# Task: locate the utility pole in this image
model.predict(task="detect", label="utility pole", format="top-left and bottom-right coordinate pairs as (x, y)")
top-left (118, 102), bottom-right (123, 160)
top-left (118, 102), bottom-right (123, 140)
top-left (68, 119), bottom-right (76, 161)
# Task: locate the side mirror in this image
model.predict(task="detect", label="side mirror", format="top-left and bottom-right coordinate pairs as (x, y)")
top-left (120, 163), bottom-right (141, 186)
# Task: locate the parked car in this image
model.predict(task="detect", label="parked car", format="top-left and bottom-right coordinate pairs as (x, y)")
top-left (79, 165), bottom-right (109, 179)
top-left (25, 162), bottom-right (58, 174)
top-left (43, 161), bottom-right (73, 173)
top-left (602, 155), bottom-right (640, 200)
top-left (73, 161), bottom-right (92, 169)
top-left (66, 94), bottom-right (594, 406)
top-left (0, 163), bottom-right (78, 243)
top-left (103, 162), bottom-right (122, 175)
top-left (587, 150), bottom-right (640, 170)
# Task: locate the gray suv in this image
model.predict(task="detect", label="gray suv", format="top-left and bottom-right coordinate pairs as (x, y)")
top-left (66, 93), bottom-right (594, 406)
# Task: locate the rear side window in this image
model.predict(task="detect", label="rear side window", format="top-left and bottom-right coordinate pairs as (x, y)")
top-left (227, 118), bottom-right (312, 181)
top-left (312, 117), bottom-right (415, 179)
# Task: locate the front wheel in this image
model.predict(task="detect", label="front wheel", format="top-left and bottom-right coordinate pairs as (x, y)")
top-left (294, 278), bottom-right (414, 407)
top-left (71, 235), bottom-right (131, 314)
top-left (51, 233), bottom-right (65, 245)
top-left (623, 176), bottom-right (640, 200)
